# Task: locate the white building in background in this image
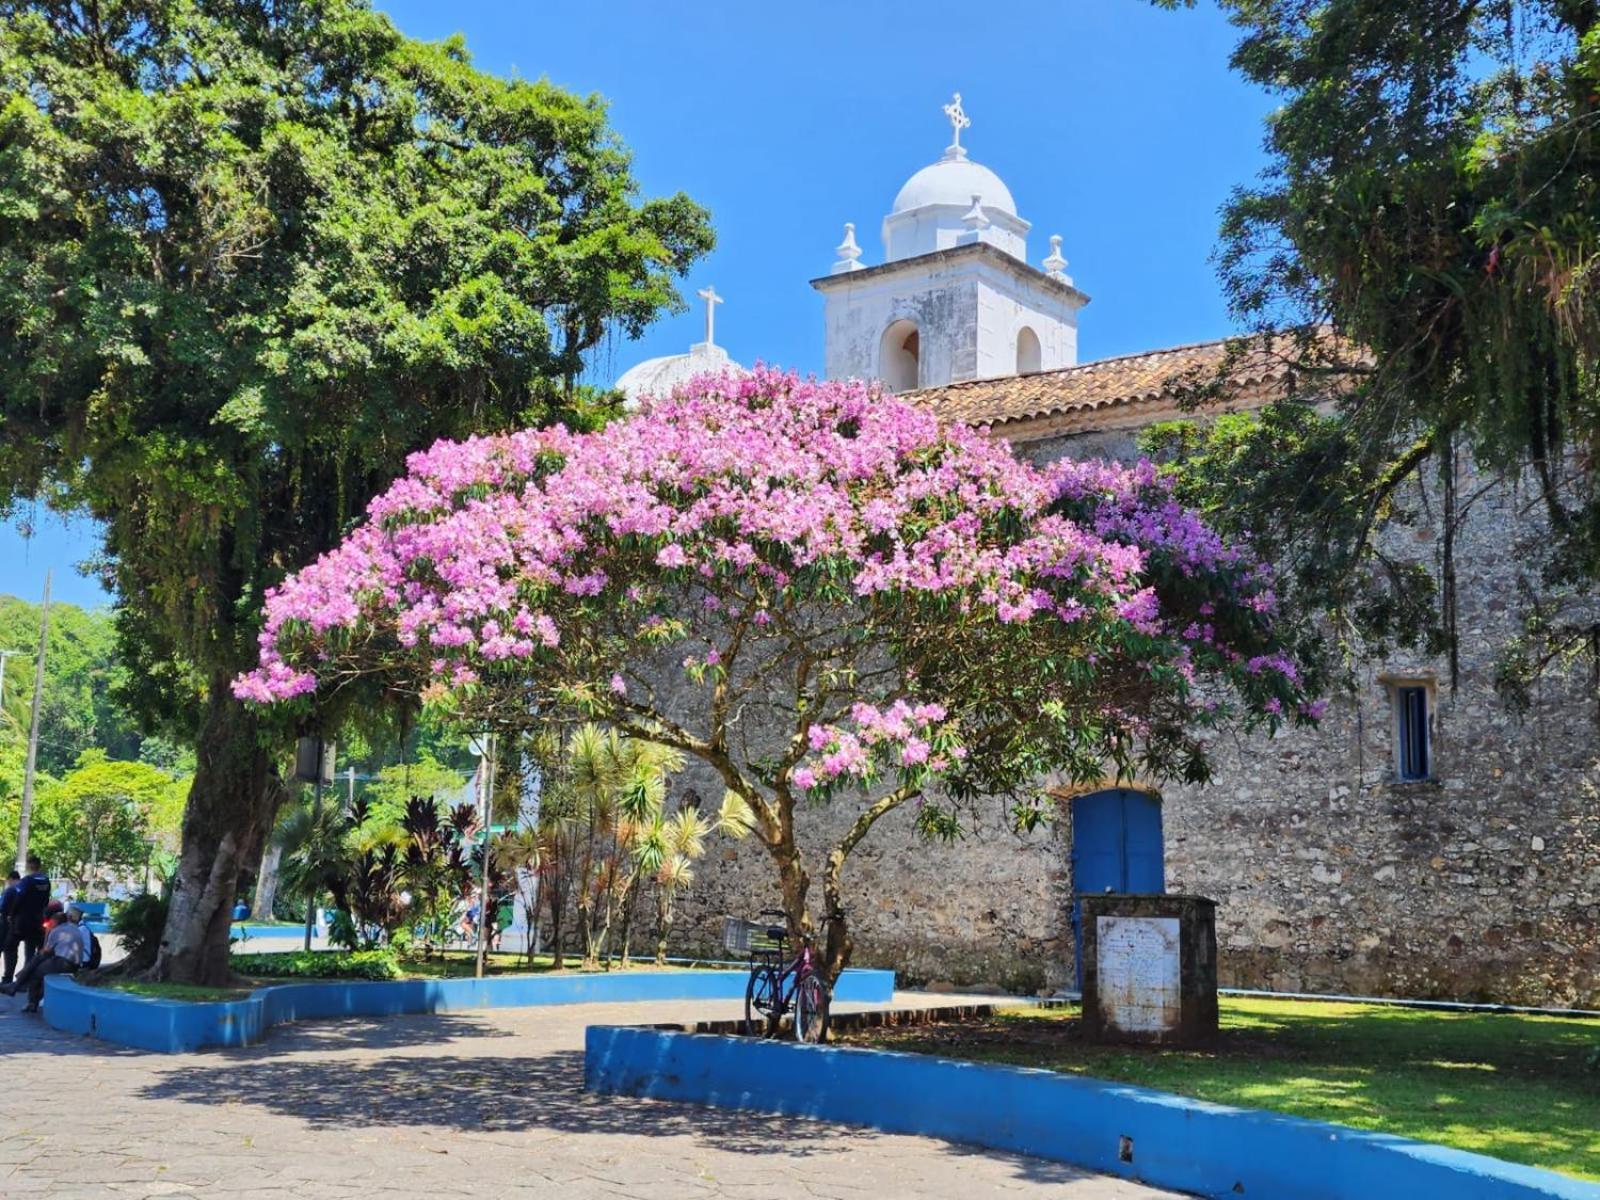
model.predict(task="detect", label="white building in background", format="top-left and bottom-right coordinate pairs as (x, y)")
top-left (614, 285), bottom-right (747, 406)
top-left (811, 93), bottom-right (1088, 391)
top-left (605, 94), bottom-right (1600, 1007)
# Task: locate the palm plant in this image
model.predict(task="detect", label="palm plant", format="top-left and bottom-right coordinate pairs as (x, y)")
top-left (399, 796), bottom-right (476, 952)
top-left (495, 827), bottom-right (544, 966)
top-left (273, 801), bottom-right (356, 915)
top-left (606, 736), bottom-right (685, 966)
top-left (516, 723), bottom-right (742, 970)
top-left (655, 794), bottom-right (754, 965)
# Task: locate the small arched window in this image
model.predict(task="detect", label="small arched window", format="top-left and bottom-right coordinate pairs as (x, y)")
top-left (1016, 326), bottom-right (1042, 375)
top-left (880, 319), bottom-right (920, 392)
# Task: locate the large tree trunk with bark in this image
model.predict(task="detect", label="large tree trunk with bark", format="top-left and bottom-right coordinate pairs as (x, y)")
top-left (149, 683), bottom-right (275, 984)
top-left (253, 839), bottom-right (283, 923)
top-left (250, 774), bottom-right (290, 920)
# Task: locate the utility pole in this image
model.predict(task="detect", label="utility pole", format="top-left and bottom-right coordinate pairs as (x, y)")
top-left (293, 734), bottom-right (332, 951)
top-left (15, 571), bottom-right (49, 873)
top-left (304, 740), bottom-right (326, 952)
top-left (474, 731), bottom-right (497, 980)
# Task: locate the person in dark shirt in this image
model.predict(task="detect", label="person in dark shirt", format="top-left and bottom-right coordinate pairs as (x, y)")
top-left (7, 857), bottom-right (51, 979)
top-left (0, 870), bottom-right (20, 984)
top-left (1, 907), bottom-right (84, 1012)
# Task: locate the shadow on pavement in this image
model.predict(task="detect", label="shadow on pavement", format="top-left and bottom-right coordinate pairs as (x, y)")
top-left (139, 1048), bottom-right (850, 1155)
top-left (136, 1040), bottom-right (1142, 1189)
top-left (251, 1013), bottom-right (519, 1052)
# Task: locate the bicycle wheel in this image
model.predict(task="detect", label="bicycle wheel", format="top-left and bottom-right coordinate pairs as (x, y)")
top-left (793, 972), bottom-right (829, 1044)
top-left (743, 965), bottom-right (780, 1037)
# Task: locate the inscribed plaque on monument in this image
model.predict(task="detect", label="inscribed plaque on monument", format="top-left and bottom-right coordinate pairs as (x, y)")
top-left (1095, 916), bottom-right (1181, 1034)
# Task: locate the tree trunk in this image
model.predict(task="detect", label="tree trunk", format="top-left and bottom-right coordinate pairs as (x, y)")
top-left (820, 850), bottom-right (854, 989)
top-left (655, 885), bottom-right (674, 967)
top-left (617, 872), bottom-right (642, 968)
top-left (254, 838), bottom-right (283, 922)
top-left (769, 832), bottom-right (813, 947)
top-left (546, 877), bottom-right (565, 970)
top-left (578, 895), bottom-right (599, 970)
top-left (148, 684), bottom-right (274, 985)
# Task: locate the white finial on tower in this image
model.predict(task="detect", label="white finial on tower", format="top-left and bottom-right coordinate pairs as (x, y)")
top-left (1043, 235), bottom-right (1071, 284)
top-left (957, 194), bottom-right (990, 246)
top-left (696, 285), bottom-right (723, 347)
top-left (943, 92), bottom-right (970, 160)
top-left (832, 222), bottom-right (864, 274)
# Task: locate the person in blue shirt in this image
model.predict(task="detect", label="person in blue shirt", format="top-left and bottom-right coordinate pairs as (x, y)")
top-left (0, 870), bottom-right (20, 984)
top-left (6, 857), bottom-right (51, 980)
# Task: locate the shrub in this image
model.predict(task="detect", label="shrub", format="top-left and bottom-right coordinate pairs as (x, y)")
top-left (232, 949), bottom-right (401, 981)
top-left (110, 892), bottom-right (169, 969)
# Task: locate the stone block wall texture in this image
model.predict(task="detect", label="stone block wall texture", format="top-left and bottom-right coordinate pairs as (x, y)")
top-left (672, 422), bottom-right (1600, 1008)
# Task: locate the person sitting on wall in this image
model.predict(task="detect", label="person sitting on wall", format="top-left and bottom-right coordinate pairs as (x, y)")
top-left (1, 904), bottom-right (85, 1013)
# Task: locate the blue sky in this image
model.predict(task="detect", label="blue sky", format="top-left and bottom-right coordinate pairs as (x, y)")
top-left (1, 0), bottom-right (1272, 609)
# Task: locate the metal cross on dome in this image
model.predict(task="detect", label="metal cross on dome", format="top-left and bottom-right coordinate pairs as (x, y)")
top-left (697, 285), bottom-right (723, 346)
top-left (943, 92), bottom-right (971, 154)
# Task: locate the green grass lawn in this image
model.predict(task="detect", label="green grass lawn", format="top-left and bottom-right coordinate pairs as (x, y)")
top-left (841, 997), bottom-right (1600, 1181)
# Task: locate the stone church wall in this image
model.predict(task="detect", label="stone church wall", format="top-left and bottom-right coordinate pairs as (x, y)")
top-left (672, 424), bottom-right (1600, 1007)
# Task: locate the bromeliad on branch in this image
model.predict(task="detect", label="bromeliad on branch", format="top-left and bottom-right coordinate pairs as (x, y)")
top-left (236, 368), bottom-right (1319, 985)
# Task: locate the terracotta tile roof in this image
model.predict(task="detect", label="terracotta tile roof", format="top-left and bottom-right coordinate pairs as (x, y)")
top-left (908, 335), bottom-right (1317, 437)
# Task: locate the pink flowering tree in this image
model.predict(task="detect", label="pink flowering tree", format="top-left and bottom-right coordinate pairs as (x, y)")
top-left (236, 368), bottom-right (1316, 985)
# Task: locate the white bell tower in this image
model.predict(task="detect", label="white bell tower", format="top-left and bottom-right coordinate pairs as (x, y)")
top-left (813, 94), bottom-right (1088, 391)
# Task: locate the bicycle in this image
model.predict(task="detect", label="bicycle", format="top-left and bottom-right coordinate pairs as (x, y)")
top-left (722, 908), bottom-right (836, 1043)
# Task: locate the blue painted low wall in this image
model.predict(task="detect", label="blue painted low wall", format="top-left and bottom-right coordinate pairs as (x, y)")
top-left (42, 967), bottom-right (895, 1055)
top-left (231, 922), bottom-right (309, 941)
top-left (584, 1027), bottom-right (1599, 1200)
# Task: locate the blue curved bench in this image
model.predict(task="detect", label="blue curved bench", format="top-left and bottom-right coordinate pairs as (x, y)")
top-left (42, 967), bottom-right (896, 1054)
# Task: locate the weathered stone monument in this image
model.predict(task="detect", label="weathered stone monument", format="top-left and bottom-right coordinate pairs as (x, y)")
top-left (1080, 894), bottom-right (1218, 1045)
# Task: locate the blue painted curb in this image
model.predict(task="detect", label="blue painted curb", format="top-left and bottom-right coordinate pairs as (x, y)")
top-left (42, 967), bottom-right (895, 1054)
top-left (583, 1026), bottom-right (1600, 1200)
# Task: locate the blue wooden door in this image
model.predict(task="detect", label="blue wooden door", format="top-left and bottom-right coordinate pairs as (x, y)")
top-left (1071, 789), bottom-right (1165, 989)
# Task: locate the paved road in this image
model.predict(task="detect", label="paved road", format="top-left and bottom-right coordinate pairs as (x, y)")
top-left (0, 988), bottom-right (1183, 1200)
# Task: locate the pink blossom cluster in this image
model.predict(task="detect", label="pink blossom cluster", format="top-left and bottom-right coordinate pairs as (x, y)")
top-left (235, 368), bottom-right (1309, 774)
top-left (794, 700), bottom-right (960, 789)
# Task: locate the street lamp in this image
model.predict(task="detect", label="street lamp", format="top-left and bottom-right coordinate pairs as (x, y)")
top-left (293, 734), bottom-right (335, 951)
top-left (469, 730), bottom-right (498, 980)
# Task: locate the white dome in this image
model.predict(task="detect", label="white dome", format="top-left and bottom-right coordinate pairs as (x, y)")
top-left (891, 154), bottom-right (1017, 217)
top-left (614, 341), bottom-right (746, 406)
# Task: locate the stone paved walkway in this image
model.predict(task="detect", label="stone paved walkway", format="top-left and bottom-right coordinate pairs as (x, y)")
top-left (0, 988), bottom-right (1184, 1199)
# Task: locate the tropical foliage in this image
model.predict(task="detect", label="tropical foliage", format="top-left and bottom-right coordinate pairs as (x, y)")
top-left (29, 750), bottom-right (188, 892)
top-left (0, 595), bottom-right (149, 775)
top-left (272, 793), bottom-right (484, 951)
top-left (237, 369), bottom-right (1314, 984)
top-left (0, 0), bottom-right (712, 982)
top-left (520, 724), bottom-right (745, 970)
top-left (1153, 0), bottom-right (1600, 698)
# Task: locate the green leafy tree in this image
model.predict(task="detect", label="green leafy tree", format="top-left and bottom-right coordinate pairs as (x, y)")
top-left (32, 749), bottom-right (188, 893)
top-left (1153, 0), bottom-right (1600, 695)
top-left (361, 754), bottom-right (470, 828)
top-left (0, 0), bottom-right (712, 982)
top-left (0, 595), bottom-right (141, 775)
